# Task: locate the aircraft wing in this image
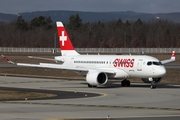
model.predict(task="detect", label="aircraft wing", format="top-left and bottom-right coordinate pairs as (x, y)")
top-left (1, 55), bottom-right (116, 74)
top-left (17, 63), bottom-right (115, 74)
top-left (161, 51), bottom-right (175, 64)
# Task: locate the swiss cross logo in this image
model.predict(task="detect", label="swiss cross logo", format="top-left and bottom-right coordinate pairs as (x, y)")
top-left (59, 31), bottom-right (67, 46)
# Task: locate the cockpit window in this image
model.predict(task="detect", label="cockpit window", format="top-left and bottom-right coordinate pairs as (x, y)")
top-left (153, 61), bottom-right (162, 66)
top-left (147, 62), bottom-right (152, 66)
top-left (147, 61), bottom-right (162, 66)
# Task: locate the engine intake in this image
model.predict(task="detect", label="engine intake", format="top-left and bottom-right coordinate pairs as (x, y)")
top-left (86, 71), bottom-right (108, 86)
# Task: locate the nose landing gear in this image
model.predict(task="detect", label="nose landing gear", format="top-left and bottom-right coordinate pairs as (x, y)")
top-left (151, 81), bottom-right (156, 89)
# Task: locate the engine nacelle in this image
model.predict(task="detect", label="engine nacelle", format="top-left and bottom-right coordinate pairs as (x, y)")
top-left (141, 77), bottom-right (162, 83)
top-left (86, 71), bottom-right (108, 86)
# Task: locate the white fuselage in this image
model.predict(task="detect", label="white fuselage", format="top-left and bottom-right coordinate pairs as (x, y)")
top-left (55, 54), bottom-right (166, 79)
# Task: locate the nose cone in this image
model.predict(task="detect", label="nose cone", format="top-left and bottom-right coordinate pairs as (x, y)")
top-left (157, 66), bottom-right (166, 77)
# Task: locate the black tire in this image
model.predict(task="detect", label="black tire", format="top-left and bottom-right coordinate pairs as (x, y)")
top-left (121, 80), bottom-right (130, 87)
top-left (126, 80), bottom-right (130, 87)
top-left (151, 85), bottom-right (156, 89)
top-left (88, 84), bottom-right (93, 88)
top-left (121, 80), bottom-right (126, 87)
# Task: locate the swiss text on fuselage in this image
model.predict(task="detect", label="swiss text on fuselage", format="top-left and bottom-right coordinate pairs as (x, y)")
top-left (113, 58), bottom-right (135, 68)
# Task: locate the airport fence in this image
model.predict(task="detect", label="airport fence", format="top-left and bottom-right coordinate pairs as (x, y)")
top-left (0, 47), bottom-right (179, 54)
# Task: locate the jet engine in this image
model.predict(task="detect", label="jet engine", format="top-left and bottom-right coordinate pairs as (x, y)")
top-left (86, 71), bottom-right (108, 86)
top-left (141, 77), bottom-right (162, 83)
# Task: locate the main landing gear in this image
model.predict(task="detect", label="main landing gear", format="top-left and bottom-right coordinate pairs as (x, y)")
top-left (88, 84), bottom-right (97, 88)
top-left (121, 79), bottom-right (130, 87)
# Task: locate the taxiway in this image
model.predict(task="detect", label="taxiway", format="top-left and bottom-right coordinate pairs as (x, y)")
top-left (0, 76), bottom-right (180, 120)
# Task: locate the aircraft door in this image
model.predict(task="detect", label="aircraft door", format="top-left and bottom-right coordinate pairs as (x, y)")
top-left (70, 58), bottom-right (74, 64)
top-left (137, 59), bottom-right (143, 71)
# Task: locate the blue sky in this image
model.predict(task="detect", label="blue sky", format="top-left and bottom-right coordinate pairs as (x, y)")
top-left (0, 0), bottom-right (180, 14)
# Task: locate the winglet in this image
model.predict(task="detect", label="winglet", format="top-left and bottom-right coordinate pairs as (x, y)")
top-left (171, 51), bottom-right (175, 60)
top-left (161, 51), bottom-right (176, 64)
top-left (1, 55), bottom-right (15, 64)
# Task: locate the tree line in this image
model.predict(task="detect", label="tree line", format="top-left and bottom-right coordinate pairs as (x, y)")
top-left (0, 14), bottom-right (180, 48)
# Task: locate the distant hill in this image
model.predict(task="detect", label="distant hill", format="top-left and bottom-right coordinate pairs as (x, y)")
top-left (1, 10), bottom-right (180, 23)
top-left (0, 13), bottom-right (18, 22)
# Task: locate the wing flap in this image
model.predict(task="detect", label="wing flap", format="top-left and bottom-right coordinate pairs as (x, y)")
top-left (17, 62), bottom-right (116, 74)
top-left (17, 63), bottom-right (89, 71)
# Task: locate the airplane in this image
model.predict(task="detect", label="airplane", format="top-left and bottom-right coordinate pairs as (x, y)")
top-left (2, 21), bottom-right (176, 89)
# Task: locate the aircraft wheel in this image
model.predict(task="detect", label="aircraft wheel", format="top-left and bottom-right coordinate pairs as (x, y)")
top-left (88, 84), bottom-right (97, 88)
top-left (126, 80), bottom-right (130, 87)
top-left (121, 80), bottom-right (130, 87)
top-left (121, 80), bottom-right (126, 87)
top-left (151, 85), bottom-right (156, 89)
top-left (88, 84), bottom-right (93, 88)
